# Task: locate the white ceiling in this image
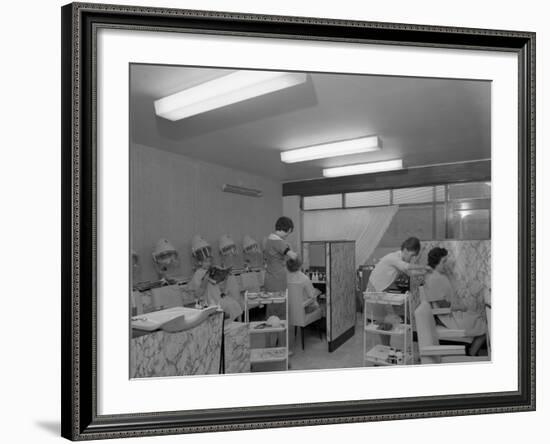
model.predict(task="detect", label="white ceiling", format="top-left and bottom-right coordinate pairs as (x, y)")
top-left (130, 64), bottom-right (490, 182)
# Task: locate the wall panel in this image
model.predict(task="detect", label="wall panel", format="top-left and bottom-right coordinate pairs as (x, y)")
top-left (131, 143), bottom-right (282, 281)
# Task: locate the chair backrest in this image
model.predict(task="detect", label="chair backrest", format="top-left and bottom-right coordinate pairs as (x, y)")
top-left (287, 283), bottom-right (306, 327)
top-left (151, 285), bottom-right (183, 310)
top-left (414, 300), bottom-right (441, 364)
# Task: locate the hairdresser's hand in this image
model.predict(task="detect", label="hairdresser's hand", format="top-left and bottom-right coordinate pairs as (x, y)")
top-left (287, 250), bottom-right (298, 260)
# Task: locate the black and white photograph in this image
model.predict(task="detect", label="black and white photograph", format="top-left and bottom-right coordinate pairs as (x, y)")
top-left (1, 0), bottom-right (546, 442)
top-left (129, 64), bottom-right (492, 377)
top-left (49, 0), bottom-right (540, 442)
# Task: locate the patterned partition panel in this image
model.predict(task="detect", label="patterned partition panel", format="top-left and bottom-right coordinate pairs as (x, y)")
top-left (328, 241), bottom-right (356, 350)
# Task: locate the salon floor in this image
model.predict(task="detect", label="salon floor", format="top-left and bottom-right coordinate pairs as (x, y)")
top-left (288, 316), bottom-right (489, 371)
top-left (288, 315), bottom-right (399, 371)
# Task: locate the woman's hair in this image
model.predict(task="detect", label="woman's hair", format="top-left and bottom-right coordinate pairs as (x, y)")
top-left (286, 257), bottom-right (302, 273)
top-left (400, 237), bottom-right (421, 254)
top-left (427, 247), bottom-right (448, 269)
top-left (275, 216), bottom-right (294, 233)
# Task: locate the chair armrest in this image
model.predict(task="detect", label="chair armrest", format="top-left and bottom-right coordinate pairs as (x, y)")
top-left (302, 297), bottom-right (318, 308)
top-left (420, 345), bottom-right (465, 356)
top-left (432, 307), bottom-right (451, 315)
top-left (436, 327), bottom-right (466, 338)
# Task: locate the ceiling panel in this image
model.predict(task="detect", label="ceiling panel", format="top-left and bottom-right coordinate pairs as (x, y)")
top-left (130, 64), bottom-right (490, 181)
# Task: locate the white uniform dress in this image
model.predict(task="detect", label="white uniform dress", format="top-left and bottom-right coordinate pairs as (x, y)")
top-left (368, 250), bottom-right (409, 292)
top-left (366, 251), bottom-right (409, 323)
top-left (423, 270), bottom-right (486, 338)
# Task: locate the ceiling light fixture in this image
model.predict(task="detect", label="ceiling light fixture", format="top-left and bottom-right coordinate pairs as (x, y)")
top-left (154, 71), bottom-right (307, 121)
top-left (280, 135), bottom-right (381, 163)
top-left (322, 159), bottom-right (404, 177)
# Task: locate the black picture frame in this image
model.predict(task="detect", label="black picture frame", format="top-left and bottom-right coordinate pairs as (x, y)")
top-left (61, 2), bottom-right (536, 440)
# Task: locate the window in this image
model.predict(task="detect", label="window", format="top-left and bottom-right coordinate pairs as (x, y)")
top-left (448, 182), bottom-right (491, 200)
top-left (379, 204), bottom-right (435, 247)
top-left (301, 182), bottom-right (490, 242)
top-left (302, 194), bottom-right (342, 210)
top-left (435, 185), bottom-right (446, 202)
top-left (393, 187), bottom-right (434, 204)
top-left (345, 190), bottom-right (390, 207)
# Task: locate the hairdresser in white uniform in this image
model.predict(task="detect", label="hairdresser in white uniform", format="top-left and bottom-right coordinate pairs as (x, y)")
top-left (367, 237), bottom-right (430, 345)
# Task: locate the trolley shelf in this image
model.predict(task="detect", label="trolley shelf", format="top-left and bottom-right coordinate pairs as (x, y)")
top-left (363, 291), bottom-right (414, 366)
top-left (364, 323), bottom-right (411, 336)
top-left (245, 290), bottom-right (289, 371)
top-left (248, 321), bottom-right (287, 334)
top-left (363, 291), bottom-right (409, 305)
top-left (365, 344), bottom-right (412, 366)
top-left (250, 347), bottom-right (288, 363)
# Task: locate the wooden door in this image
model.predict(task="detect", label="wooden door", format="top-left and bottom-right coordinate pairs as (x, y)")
top-left (326, 241), bottom-right (356, 352)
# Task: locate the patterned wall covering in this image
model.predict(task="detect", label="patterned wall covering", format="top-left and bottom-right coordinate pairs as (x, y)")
top-left (328, 242), bottom-right (357, 344)
top-left (410, 240), bottom-right (491, 319)
top-left (130, 313), bottom-right (224, 378)
top-left (224, 321), bottom-right (251, 374)
top-left (130, 316), bottom-right (251, 377)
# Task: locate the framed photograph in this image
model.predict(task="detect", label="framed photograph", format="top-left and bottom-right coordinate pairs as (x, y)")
top-left (61, 2), bottom-right (535, 440)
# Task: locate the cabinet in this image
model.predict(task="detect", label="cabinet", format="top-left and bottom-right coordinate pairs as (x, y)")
top-left (363, 291), bottom-right (413, 366)
top-left (244, 290), bottom-right (289, 371)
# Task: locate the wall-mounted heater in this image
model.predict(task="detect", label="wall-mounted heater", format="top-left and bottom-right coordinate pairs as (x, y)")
top-left (222, 184), bottom-right (263, 198)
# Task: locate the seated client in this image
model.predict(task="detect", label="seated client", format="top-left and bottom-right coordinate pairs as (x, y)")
top-left (423, 247), bottom-right (487, 356)
top-left (286, 257), bottom-right (322, 314)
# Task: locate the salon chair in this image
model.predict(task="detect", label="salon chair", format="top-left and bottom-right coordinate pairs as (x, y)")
top-left (414, 300), bottom-right (488, 364)
top-left (418, 286), bottom-right (474, 345)
top-left (287, 283), bottom-right (323, 350)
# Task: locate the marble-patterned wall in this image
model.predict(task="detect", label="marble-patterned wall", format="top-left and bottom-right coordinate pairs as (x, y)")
top-left (224, 321), bottom-right (250, 374)
top-left (130, 312), bottom-right (224, 378)
top-left (410, 240), bottom-right (491, 316)
top-left (328, 242), bottom-right (356, 344)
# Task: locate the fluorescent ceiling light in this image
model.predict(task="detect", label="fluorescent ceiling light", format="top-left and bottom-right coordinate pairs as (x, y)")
top-left (154, 71), bottom-right (307, 121)
top-left (280, 135), bottom-right (381, 163)
top-left (323, 159), bottom-right (403, 177)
